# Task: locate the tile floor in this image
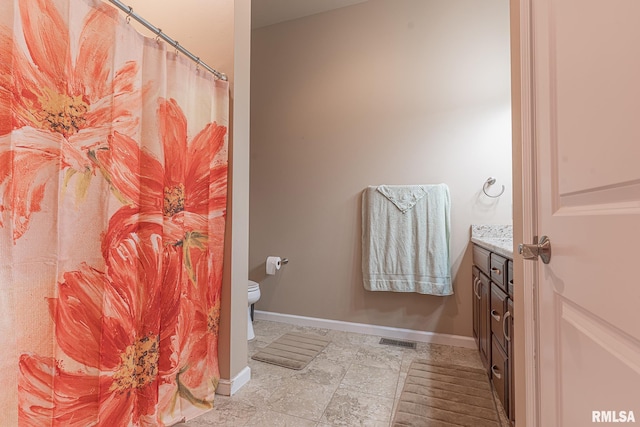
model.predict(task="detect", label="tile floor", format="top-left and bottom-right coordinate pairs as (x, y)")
top-left (181, 319), bottom-right (508, 426)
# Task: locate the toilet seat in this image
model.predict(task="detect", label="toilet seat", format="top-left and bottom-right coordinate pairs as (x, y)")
top-left (247, 280), bottom-right (261, 340)
top-left (248, 280), bottom-right (260, 293)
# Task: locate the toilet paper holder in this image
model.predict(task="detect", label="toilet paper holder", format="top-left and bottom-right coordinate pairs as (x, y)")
top-left (266, 256), bottom-right (289, 275)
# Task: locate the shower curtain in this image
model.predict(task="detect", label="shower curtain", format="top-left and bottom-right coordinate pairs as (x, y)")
top-left (0, 0), bottom-right (229, 425)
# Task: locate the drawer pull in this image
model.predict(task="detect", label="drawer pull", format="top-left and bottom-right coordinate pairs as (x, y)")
top-left (491, 267), bottom-right (502, 275)
top-left (473, 278), bottom-right (481, 299)
top-left (491, 364), bottom-right (502, 379)
top-left (503, 311), bottom-right (512, 342)
top-left (490, 310), bottom-right (501, 322)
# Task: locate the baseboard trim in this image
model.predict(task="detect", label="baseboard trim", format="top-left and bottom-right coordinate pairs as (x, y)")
top-left (254, 310), bottom-right (476, 349)
top-left (216, 365), bottom-right (251, 396)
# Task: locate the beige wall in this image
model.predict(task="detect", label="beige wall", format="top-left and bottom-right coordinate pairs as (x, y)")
top-left (226, 0), bottom-right (251, 382)
top-left (250, 0), bottom-right (512, 337)
top-left (124, 0), bottom-right (234, 81)
top-left (123, 0), bottom-right (250, 382)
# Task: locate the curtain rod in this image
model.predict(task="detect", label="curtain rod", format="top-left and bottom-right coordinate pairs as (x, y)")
top-left (107, 0), bottom-right (228, 81)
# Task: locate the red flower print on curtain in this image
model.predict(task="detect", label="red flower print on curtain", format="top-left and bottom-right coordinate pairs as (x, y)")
top-left (19, 229), bottom-right (182, 427)
top-left (0, 0), bottom-right (140, 242)
top-left (0, 0), bottom-right (229, 425)
top-left (94, 98), bottom-right (228, 285)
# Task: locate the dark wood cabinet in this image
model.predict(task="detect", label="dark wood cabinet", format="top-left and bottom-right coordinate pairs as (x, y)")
top-left (472, 266), bottom-right (491, 370)
top-left (490, 283), bottom-right (508, 351)
top-left (479, 272), bottom-right (491, 371)
top-left (490, 253), bottom-right (508, 292)
top-left (472, 267), bottom-right (480, 340)
top-left (507, 260), bottom-right (514, 296)
top-left (473, 245), bottom-right (491, 276)
top-left (507, 297), bottom-right (515, 424)
top-left (491, 339), bottom-right (508, 408)
top-left (473, 243), bottom-right (514, 425)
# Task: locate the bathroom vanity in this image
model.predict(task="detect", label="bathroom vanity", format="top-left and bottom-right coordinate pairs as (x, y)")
top-left (471, 225), bottom-right (514, 425)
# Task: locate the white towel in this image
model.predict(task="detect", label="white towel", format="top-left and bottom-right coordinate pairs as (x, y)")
top-left (362, 184), bottom-right (452, 295)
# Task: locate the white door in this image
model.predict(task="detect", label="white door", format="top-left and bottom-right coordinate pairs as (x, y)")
top-left (529, 0), bottom-right (640, 425)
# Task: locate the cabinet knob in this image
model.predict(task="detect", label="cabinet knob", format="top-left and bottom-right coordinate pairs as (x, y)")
top-left (491, 364), bottom-right (502, 379)
top-left (490, 310), bottom-right (501, 322)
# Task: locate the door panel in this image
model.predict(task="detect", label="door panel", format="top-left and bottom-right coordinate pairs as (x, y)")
top-left (559, 301), bottom-right (640, 426)
top-left (532, 0), bottom-right (640, 425)
top-left (551, 0), bottom-right (640, 195)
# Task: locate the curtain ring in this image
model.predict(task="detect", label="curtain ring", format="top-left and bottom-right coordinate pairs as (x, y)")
top-left (155, 29), bottom-right (162, 44)
top-left (174, 41), bottom-right (180, 55)
top-left (483, 177), bottom-right (505, 198)
top-left (126, 6), bottom-right (133, 24)
top-left (195, 57), bottom-right (201, 72)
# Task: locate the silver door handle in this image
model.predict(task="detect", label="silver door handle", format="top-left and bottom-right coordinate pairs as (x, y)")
top-left (473, 278), bottom-right (481, 299)
top-left (490, 310), bottom-right (501, 322)
top-left (518, 235), bottom-right (551, 264)
top-left (503, 311), bottom-right (512, 342)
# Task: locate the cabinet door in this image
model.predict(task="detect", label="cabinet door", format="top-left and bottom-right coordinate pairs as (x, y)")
top-left (472, 267), bottom-right (480, 341)
top-left (507, 297), bottom-right (515, 423)
top-left (478, 272), bottom-right (491, 370)
top-left (490, 283), bottom-right (508, 351)
top-left (491, 339), bottom-right (509, 414)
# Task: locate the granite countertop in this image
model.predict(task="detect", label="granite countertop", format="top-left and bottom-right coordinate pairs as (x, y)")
top-left (470, 225), bottom-right (514, 258)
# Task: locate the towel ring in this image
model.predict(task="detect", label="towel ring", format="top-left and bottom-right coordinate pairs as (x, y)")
top-left (483, 177), bottom-right (505, 198)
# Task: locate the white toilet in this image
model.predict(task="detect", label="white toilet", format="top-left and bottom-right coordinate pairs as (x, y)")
top-left (247, 280), bottom-right (261, 340)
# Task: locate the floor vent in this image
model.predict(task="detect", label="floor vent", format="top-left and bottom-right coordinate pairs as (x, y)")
top-left (379, 338), bottom-right (417, 349)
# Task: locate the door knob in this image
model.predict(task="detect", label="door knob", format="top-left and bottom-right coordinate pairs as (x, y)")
top-left (518, 235), bottom-right (551, 264)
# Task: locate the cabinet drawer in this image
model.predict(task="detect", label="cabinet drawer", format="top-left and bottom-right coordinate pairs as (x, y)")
top-left (491, 339), bottom-right (509, 414)
top-left (473, 245), bottom-right (491, 276)
top-left (490, 253), bottom-right (508, 291)
top-left (507, 260), bottom-right (514, 296)
top-left (490, 283), bottom-right (508, 351)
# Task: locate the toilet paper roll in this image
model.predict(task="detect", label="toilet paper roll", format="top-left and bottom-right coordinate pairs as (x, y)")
top-left (266, 256), bottom-right (282, 275)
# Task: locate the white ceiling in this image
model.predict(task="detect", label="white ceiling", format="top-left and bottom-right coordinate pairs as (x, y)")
top-left (252, 0), bottom-right (369, 29)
